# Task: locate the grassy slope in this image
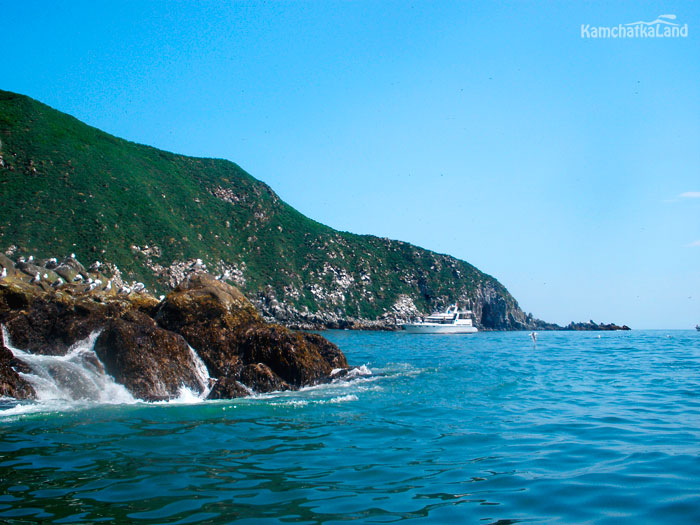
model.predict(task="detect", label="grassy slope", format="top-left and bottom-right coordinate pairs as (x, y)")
top-left (0, 90), bottom-right (524, 324)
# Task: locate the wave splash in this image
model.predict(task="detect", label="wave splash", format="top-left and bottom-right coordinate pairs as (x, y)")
top-left (1, 326), bottom-right (217, 414)
top-left (0, 327), bottom-right (400, 416)
top-left (187, 343), bottom-right (213, 399)
top-left (2, 326), bottom-right (135, 405)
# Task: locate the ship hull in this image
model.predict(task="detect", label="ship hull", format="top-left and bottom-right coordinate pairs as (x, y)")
top-left (402, 324), bottom-right (478, 334)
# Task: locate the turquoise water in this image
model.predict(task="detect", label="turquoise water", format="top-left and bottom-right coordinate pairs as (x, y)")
top-left (2, 330), bottom-right (700, 523)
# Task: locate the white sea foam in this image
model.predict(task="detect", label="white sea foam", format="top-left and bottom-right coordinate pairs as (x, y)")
top-left (186, 344), bottom-right (212, 398)
top-left (0, 324), bottom-right (227, 415)
top-left (2, 326), bottom-right (136, 406)
top-left (326, 394), bottom-right (358, 404)
top-left (269, 394), bottom-right (358, 407)
top-left (345, 364), bottom-right (372, 378)
top-left (269, 399), bottom-right (310, 407)
top-left (155, 386), bottom-right (205, 405)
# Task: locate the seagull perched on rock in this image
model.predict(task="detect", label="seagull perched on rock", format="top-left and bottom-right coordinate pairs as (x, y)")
top-left (0, 268), bottom-right (7, 280)
top-left (31, 272), bottom-right (41, 284)
top-left (28, 255), bottom-right (34, 263)
top-left (105, 280), bottom-right (112, 291)
top-left (70, 253), bottom-right (76, 259)
top-left (133, 282), bottom-right (145, 293)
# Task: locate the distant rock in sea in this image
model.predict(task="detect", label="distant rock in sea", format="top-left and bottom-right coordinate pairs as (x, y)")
top-left (563, 320), bottom-right (631, 331)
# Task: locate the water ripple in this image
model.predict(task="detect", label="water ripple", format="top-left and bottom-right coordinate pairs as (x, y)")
top-left (2, 330), bottom-right (700, 522)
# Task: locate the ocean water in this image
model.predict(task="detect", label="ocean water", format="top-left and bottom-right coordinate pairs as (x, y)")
top-left (2, 329), bottom-right (700, 523)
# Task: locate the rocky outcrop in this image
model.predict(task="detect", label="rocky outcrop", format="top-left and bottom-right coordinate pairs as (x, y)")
top-left (155, 274), bottom-right (348, 392)
top-left (0, 256), bottom-right (350, 402)
top-left (563, 320), bottom-right (631, 331)
top-left (94, 312), bottom-right (208, 401)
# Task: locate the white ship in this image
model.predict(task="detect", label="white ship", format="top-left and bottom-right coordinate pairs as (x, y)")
top-left (402, 305), bottom-right (478, 334)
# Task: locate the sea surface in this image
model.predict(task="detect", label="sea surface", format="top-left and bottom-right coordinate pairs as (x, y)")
top-left (2, 330), bottom-right (700, 523)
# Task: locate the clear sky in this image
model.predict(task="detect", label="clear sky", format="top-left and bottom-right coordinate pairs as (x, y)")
top-left (2, 1), bottom-right (699, 328)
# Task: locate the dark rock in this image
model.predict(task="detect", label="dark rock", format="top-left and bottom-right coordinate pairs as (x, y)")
top-left (207, 377), bottom-right (251, 400)
top-left (0, 329), bottom-right (35, 400)
top-left (156, 273), bottom-right (349, 390)
top-left (237, 324), bottom-right (333, 387)
top-left (94, 312), bottom-right (206, 401)
top-left (0, 260), bottom-right (349, 401)
top-left (564, 321), bottom-right (631, 331)
top-left (302, 332), bottom-right (348, 370)
top-left (1, 286), bottom-right (108, 356)
top-left (155, 273), bottom-right (258, 378)
top-left (239, 362), bottom-right (289, 393)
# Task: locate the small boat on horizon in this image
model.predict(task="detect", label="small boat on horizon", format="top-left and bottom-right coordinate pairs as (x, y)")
top-left (402, 305), bottom-right (478, 334)
top-left (696, 324), bottom-right (699, 331)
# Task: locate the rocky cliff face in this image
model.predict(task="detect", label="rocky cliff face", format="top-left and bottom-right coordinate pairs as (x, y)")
top-left (252, 256), bottom-right (543, 331)
top-left (0, 256), bottom-right (349, 402)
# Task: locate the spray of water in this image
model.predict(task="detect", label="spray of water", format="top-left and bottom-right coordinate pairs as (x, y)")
top-left (2, 325), bottom-right (135, 404)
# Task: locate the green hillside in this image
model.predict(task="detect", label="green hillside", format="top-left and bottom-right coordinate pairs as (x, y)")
top-left (0, 90), bottom-right (535, 329)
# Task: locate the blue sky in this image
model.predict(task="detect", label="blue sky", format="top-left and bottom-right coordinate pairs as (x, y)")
top-left (3, 1), bottom-right (699, 328)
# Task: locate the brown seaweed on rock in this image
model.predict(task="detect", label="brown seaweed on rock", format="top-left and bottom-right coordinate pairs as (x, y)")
top-left (0, 257), bottom-right (349, 402)
top-left (155, 273), bottom-right (348, 398)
